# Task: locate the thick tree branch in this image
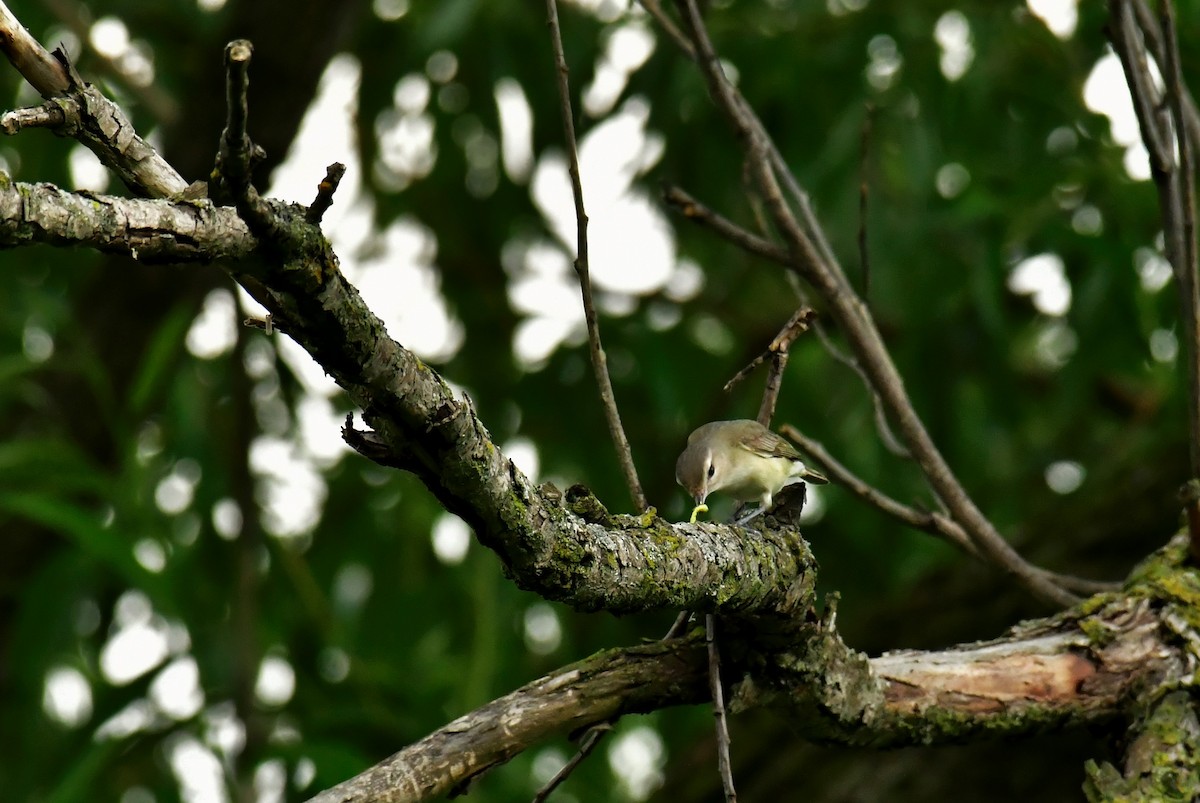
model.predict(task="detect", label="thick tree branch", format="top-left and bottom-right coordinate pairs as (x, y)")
top-left (307, 547), bottom-right (1193, 802)
top-left (0, 177), bottom-right (253, 259)
top-left (0, 177), bottom-right (807, 623)
top-left (308, 639), bottom-right (712, 803)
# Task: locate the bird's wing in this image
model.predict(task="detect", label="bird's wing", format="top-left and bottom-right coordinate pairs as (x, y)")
top-left (738, 427), bottom-right (804, 461)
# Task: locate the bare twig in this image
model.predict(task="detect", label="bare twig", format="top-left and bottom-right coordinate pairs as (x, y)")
top-left (662, 183), bottom-right (910, 456)
top-left (524, 5), bottom-right (653, 792)
top-left (231, 296), bottom-right (269, 801)
top-left (1108, 0), bottom-right (1173, 171)
top-left (780, 423), bottom-right (976, 555)
top-left (780, 423), bottom-right (1118, 596)
top-left (0, 101), bottom-right (66, 135)
top-left (546, 0), bottom-right (646, 512)
top-left (531, 722), bottom-right (612, 803)
top-left (640, 0), bottom-right (840, 275)
top-left (216, 40), bottom-right (276, 237)
top-left (1131, 0), bottom-right (1200, 155)
top-left (858, 103), bottom-right (873, 301)
top-left (723, 307), bottom-right (815, 426)
top-left (41, 0), bottom-right (180, 125)
top-left (724, 307), bottom-right (814, 394)
top-left (670, 0), bottom-right (1077, 607)
top-left (808, 312), bottom-right (911, 459)
top-left (1109, 0), bottom-right (1200, 479)
top-left (662, 183), bottom-right (790, 264)
top-left (306, 162), bottom-right (347, 225)
top-left (706, 614), bottom-right (737, 803)
top-left (636, 0), bottom-right (694, 59)
top-left (0, 2), bottom-right (185, 198)
top-left (1158, 0), bottom-right (1200, 479)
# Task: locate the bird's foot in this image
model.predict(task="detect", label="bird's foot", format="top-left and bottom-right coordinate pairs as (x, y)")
top-left (732, 506), bottom-right (767, 527)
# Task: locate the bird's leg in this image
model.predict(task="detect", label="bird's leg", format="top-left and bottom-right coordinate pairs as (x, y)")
top-left (732, 505), bottom-right (768, 526)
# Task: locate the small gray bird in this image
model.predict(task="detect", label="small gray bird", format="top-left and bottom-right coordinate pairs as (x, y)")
top-left (675, 419), bottom-right (828, 520)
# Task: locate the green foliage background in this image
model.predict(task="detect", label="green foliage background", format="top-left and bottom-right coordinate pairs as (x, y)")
top-left (0, 1), bottom-right (1194, 801)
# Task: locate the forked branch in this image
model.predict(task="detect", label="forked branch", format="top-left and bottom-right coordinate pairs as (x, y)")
top-left (665, 0), bottom-right (1077, 607)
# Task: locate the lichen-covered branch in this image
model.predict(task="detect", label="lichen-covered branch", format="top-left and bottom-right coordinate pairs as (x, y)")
top-left (736, 589), bottom-right (1184, 749)
top-left (0, 176), bottom-right (253, 260)
top-left (0, 174), bottom-right (817, 620)
top-left (308, 639), bottom-right (711, 803)
top-left (1084, 691), bottom-right (1200, 802)
top-left (306, 558), bottom-right (1192, 803)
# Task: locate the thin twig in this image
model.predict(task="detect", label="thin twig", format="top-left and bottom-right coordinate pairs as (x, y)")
top-left (858, 103), bottom-right (873, 301)
top-left (1158, 0), bottom-right (1200, 479)
top-left (639, 0), bottom-right (840, 275)
top-left (1131, 0), bottom-right (1200, 156)
top-left (0, 0), bottom-right (69, 95)
top-left (1108, 0), bottom-right (1173, 171)
top-left (545, 0), bottom-right (647, 512)
top-left (306, 162), bottom-right (347, 225)
top-left (1109, 0), bottom-right (1200, 478)
top-left (662, 183), bottom-right (790, 264)
top-left (231, 295), bottom-right (269, 801)
top-left (780, 423), bottom-right (1118, 596)
top-left (41, 0), bottom-right (180, 125)
top-left (662, 183), bottom-right (910, 457)
top-left (780, 423), bottom-right (976, 555)
top-left (531, 722), bottom-right (612, 803)
top-left (706, 614), bottom-right (737, 803)
top-left (636, 0), bottom-right (694, 59)
top-left (723, 307), bottom-right (815, 426)
top-left (724, 307), bottom-right (814, 394)
top-left (808, 313), bottom-right (911, 459)
top-left (525, 6), bottom-right (652, 793)
top-left (0, 2), bottom-right (185, 198)
top-left (671, 0), bottom-right (1077, 607)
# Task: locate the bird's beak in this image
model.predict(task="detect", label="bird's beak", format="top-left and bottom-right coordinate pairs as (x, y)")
top-left (693, 492), bottom-right (707, 506)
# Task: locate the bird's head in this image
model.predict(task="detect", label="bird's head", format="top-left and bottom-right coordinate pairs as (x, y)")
top-left (675, 442), bottom-right (723, 506)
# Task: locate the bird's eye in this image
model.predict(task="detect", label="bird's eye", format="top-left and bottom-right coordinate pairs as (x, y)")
top-left (707, 464), bottom-right (716, 478)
